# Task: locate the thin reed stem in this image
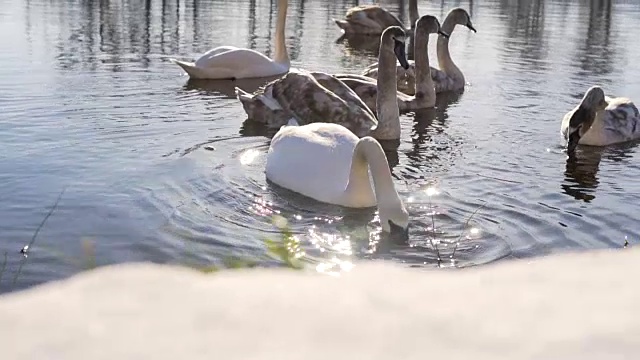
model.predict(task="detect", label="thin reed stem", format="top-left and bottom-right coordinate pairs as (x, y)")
top-left (451, 201), bottom-right (486, 262)
top-left (427, 196), bottom-right (442, 267)
top-left (11, 187), bottom-right (67, 290)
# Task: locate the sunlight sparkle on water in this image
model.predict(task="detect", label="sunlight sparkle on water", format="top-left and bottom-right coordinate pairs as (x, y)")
top-left (308, 228), bottom-right (353, 256)
top-left (250, 196), bottom-right (279, 217)
top-left (425, 187), bottom-right (439, 197)
top-left (239, 149), bottom-right (260, 165)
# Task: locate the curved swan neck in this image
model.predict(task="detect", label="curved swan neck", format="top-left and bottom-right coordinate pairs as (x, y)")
top-left (345, 137), bottom-right (402, 207)
top-left (372, 38), bottom-right (401, 140)
top-left (409, 0), bottom-right (419, 28)
top-left (414, 29), bottom-right (435, 107)
top-left (274, 0), bottom-right (289, 65)
top-left (437, 15), bottom-right (464, 83)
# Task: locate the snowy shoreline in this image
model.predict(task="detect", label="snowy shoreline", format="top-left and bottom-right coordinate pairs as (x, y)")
top-left (1, 248), bottom-right (639, 359)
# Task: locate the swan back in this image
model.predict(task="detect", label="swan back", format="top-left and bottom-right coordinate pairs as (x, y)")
top-left (332, 75), bottom-right (414, 114)
top-left (266, 122), bottom-right (375, 207)
top-left (335, 5), bottom-right (404, 35)
top-left (236, 69), bottom-right (378, 137)
top-left (308, 72), bottom-right (377, 120)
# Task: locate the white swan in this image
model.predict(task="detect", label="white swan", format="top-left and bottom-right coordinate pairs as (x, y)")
top-left (236, 26), bottom-right (410, 141)
top-left (266, 120), bottom-right (409, 235)
top-left (170, 0), bottom-right (290, 79)
top-left (362, 7), bottom-right (476, 95)
top-left (561, 86), bottom-right (640, 154)
top-left (333, 1), bottom-right (420, 36)
top-left (330, 15), bottom-right (448, 112)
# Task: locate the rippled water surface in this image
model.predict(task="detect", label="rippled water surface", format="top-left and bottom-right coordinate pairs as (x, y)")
top-left (1, 0), bottom-right (639, 292)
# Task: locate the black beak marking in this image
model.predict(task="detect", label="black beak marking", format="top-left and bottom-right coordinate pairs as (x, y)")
top-left (438, 30), bottom-right (450, 38)
top-left (388, 220), bottom-right (409, 239)
top-left (467, 22), bottom-right (477, 33)
top-left (393, 39), bottom-right (410, 70)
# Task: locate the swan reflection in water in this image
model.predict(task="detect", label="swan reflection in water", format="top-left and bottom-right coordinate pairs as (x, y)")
top-left (182, 75), bottom-right (284, 99)
top-left (562, 141), bottom-right (639, 202)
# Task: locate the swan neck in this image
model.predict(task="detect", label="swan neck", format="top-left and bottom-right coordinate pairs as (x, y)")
top-left (409, 0), bottom-right (419, 27)
top-left (274, 0), bottom-right (289, 65)
top-left (373, 40), bottom-right (401, 140)
top-left (437, 16), bottom-right (464, 83)
top-left (414, 30), bottom-right (435, 107)
top-left (345, 138), bottom-right (401, 207)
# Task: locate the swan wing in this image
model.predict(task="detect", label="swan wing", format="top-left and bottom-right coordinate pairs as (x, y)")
top-left (194, 48), bottom-right (285, 79)
top-left (266, 123), bottom-right (359, 205)
top-left (267, 70), bottom-right (378, 137)
top-left (331, 75), bottom-right (413, 113)
top-left (340, 5), bottom-right (403, 34)
top-left (430, 66), bottom-right (457, 93)
top-left (361, 61), bottom-right (416, 96)
top-left (199, 46), bottom-right (241, 58)
top-left (602, 97), bottom-right (640, 142)
top-left (347, 6), bottom-right (403, 29)
top-left (310, 72), bottom-right (377, 119)
top-left (364, 62), bottom-right (458, 94)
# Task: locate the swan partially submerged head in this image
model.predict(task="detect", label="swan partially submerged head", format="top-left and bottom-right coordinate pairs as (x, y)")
top-left (567, 86), bottom-right (608, 153)
top-left (381, 26), bottom-right (410, 70)
top-left (381, 203), bottom-right (410, 237)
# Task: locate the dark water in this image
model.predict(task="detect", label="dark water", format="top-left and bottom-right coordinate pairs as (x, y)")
top-left (1, 0), bottom-right (639, 292)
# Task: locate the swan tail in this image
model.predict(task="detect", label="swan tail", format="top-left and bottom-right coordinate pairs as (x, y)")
top-left (235, 87), bottom-right (261, 121)
top-left (286, 118), bottom-right (299, 127)
top-left (235, 86), bottom-right (289, 128)
top-left (333, 18), bottom-right (350, 32)
top-left (170, 58), bottom-right (206, 78)
top-left (235, 87), bottom-right (252, 101)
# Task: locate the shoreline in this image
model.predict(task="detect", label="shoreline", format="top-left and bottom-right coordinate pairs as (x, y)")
top-left (1, 247), bottom-right (638, 359)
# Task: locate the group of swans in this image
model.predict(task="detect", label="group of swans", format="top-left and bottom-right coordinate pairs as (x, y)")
top-left (169, 0), bottom-right (640, 237)
top-left (263, 25), bottom-right (413, 235)
top-left (336, 4), bottom-right (476, 95)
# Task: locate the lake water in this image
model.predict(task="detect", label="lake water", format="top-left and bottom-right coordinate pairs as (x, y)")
top-left (1, 0), bottom-right (639, 292)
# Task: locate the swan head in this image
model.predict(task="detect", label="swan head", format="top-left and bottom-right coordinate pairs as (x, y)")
top-left (380, 202), bottom-right (410, 238)
top-left (381, 26), bottom-right (410, 70)
top-left (566, 86), bottom-right (608, 153)
top-left (415, 15), bottom-right (450, 38)
top-left (448, 8), bottom-right (476, 33)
